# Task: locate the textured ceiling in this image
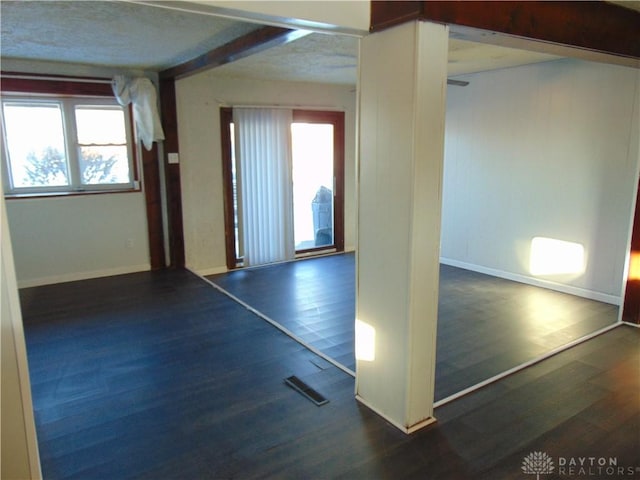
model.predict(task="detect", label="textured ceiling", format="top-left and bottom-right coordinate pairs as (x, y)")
top-left (0, 0), bottom-right (259, 70)
top-left (213, 32), bottom-right (359, 85)
top-left (1, 0), bottom-right (562, 85)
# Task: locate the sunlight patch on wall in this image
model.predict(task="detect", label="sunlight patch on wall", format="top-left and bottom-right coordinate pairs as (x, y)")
top-left (355, 319), bottom-right (376, 362)
top-left (529, 237), bottom-right (585, 276)
top-left (627, 252), bottom-right (640, 281)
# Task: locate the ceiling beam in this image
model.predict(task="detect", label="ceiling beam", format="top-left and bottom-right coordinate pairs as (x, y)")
top-left (370, 1), bottom-right (423, 31)
top-left (371, 1), bottom-right (640, 63)
top-left (159, 25), bottom-right (310, 80)
top-left (157, 25), bottom-right (310, 268)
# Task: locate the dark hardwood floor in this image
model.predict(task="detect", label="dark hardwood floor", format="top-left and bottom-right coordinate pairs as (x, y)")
top-left (209, 254), bottom-right (356, 371)
top-left (21, 269), bottom-right (639, 479)
top-left (209, 253), bottom-right (619, 400)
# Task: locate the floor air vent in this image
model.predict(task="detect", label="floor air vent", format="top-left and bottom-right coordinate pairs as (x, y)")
top-left (284, 375), bottom-right (329, 406)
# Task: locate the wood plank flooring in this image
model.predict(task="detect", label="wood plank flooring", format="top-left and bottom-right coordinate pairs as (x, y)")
top-left (21, 270), bottom-right (639, 479)
top-left (209, 253), bottom-right (619, 399)
top-left (209, 254), bottom-right (356, 370)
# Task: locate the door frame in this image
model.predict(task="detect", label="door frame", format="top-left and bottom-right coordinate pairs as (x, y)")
top-left (220, 107), bottom-right (345, 269)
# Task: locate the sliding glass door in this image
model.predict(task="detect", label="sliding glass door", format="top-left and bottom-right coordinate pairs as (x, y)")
top-left (220, 108), bottom-right (344, 269)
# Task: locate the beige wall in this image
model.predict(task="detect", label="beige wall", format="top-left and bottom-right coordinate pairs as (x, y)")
top-left (1, 60), bottom-right (155, 287)
top-left (176, 73), bottom-right (357, 274)
top-left (6, 194), bottom-right (151, 288)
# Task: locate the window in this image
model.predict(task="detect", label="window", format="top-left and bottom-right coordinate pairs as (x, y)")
top-left (1, 95), bottom-right (136, 195)
top-left (221, 108), bottom-right (345, 269)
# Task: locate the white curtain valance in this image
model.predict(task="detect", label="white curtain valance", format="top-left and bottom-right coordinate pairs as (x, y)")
top-left (111, 76), bottom-right (165, 150)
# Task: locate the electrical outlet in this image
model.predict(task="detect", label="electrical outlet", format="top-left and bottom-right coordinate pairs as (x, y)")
top-left (126, 238), bottom-right (135, 249)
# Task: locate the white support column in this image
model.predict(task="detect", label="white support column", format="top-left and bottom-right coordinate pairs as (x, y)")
top-left (355, 20), bottom-right (449, 434)
top-left (1, 168), bottom-right (42, 477)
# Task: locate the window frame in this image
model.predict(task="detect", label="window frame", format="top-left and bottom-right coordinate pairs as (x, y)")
top-left (220, 107), bottom-right (345, 270)
top-left (0, 74), bottom-right (139, 198)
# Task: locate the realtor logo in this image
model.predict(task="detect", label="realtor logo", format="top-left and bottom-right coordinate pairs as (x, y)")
top-left (522, 451), bottom-right (555, 479)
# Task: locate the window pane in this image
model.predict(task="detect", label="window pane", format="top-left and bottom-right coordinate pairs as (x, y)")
top-left (79, 146), bottom-right (130, 185)
top-left (2, 102), bottom-right (69, 187)
top-left (75, 106), bottom-right (126, 144)
top-left (229, 122), bottom-right (243, 261)
top-left (291, 123), bottom-right (334, 249)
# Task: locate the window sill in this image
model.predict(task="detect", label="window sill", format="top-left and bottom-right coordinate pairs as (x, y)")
top-left (4, 187), bottom-right (141, 200)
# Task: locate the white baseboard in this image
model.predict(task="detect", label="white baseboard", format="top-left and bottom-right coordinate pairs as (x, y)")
top-left (355, 394), bottom-right (437, 434)
top-left (440, 257), bottom-right (621, 306)
top-left (17, 264), bottom-right (151, 288)
top-left (194, 250), bottom-right (356, 277)
top-left (194, 265), bottom-right (229, 277)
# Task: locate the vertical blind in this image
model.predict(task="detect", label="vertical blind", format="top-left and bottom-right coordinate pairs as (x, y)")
top-left (233, 108), bottom-right (295, 266)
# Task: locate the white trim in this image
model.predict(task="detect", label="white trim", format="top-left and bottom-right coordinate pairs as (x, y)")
top-left (296, 248), bottom-right (337, 259)
top-left (622, 321), bottom-right (640, 328)
top-left (192, 251), bottom-right (351, 281)
top-left (231, 250), bottom-right (350, 273)
top-left (193, 265), bottom-right (228, 277)
top-left (17, 264), bottom-right (151, 288)
top-left (190, 268), bottom-right (356, 378)
top-left (355, 394), bottom-right (437, 434)
top-left (440, 257), bottom-right (621, 306)
top-left (433, 322), bottom-right (621, 408)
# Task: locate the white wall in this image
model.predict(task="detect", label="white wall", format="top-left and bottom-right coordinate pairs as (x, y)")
top-left (441, 58), bottom-right (640, 302)
top-left (6, 194), bottom-right (151, 287)
top-left (176, 73), bottom-right (357, 275)
top-left (1, 60), bottom-right (154, 287)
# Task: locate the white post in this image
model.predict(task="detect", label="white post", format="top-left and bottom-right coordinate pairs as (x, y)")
top-left (355, 20), bottom-right (449, 433)
top-left (1, 169), bottom-right (42, 477)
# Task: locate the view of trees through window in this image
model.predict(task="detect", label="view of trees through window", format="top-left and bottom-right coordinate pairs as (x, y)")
top-left (20, 146), bottom-right (125, 187)
top-left (23, 146), bottom-right (68, 186)
top-left (2, 99), bottom-right (133, 193)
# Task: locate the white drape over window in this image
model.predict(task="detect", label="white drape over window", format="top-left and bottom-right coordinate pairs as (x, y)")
top-left (111, 76), bottom-right (165, 150)
top-left (233, 108), bottom-right (295, 267)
